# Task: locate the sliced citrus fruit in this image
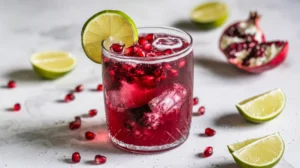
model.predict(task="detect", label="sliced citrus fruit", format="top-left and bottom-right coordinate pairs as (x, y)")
top-left (236, 88), bottom-right (286, 123)
top-left (31, 51), bottom-right (76, 79)
top-left (231, 133), bottom-right (284, 168)
top-left (190, 2), bottom-right (229, 30)
top-left (81, 10), bottom-right (138, 64)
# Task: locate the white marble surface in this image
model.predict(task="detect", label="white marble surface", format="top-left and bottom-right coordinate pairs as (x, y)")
top-left (0, 0), bottom-right (299, 167)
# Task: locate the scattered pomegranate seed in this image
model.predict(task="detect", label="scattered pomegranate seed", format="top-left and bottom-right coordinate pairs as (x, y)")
top-left (138, 37), bottom-right (148, 45)
top-left (124, 46), bottom-right (134, 56)
top-left (64, 93), bottom-right (75, 102)
top-left (72, 152), bottom-right (81, 163)
top-left (85, 131), bottom-right (96, 140)
top-left (75, 85), bottom-right (84, 92)
top-left (198, 106), bottom-right (205, 115)
top-left (94, 155), bottom-right (107, 164)
top-left (88, 109), bottom-right (98, 117)
top-left (205, 128), bottom-right (216, 137)
top-left (69, 120), bottom-right (81, 130)
top-left (7, 80), bottom-right (16, 88)
top-left (164, 49), bottom-right (173, 55)
top-left (193, 97), bottom-right (199, 105)
top-left (110, 43), bottom-right (124, 52)
top-left (13, 103), bottom-right (21, 111)
top-left (142, 43), bottom-right (152, 51)
top-left (146, 33), bottom-right (155, 43)
top-left (203, 146), bottom-right (213, 157)
top-left (97, 84), bottom-right (103, 91)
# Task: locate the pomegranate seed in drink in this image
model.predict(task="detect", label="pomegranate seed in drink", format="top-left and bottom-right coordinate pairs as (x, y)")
top-left (72, 152), bottom-right (81, 163)
top-left (178, 60), bottom-right (186, 68)
top-left (169, 69), bottom-right (178, 77)
top-left (7, 80), bottom-right (16, 88)
top-left (94, 155), bottom-right (106, 164)
top-left (88, 109), bottom-right (98, 117)
top-left (142, 43), bottom-right (152, 51)
top-left (75, 85), bottom-right (84, 92)
top-left (138, 37), bottom-right (148, 45)
top-left (137, 50), bottom-right (145, 57)
top-left (203, 146), bottom-right (213, 157)
top-left (13, 103), bottom-right (21, 111)
top-left (124, 46), bottom-right (134, 56)
top-left (164, 49), bottom-right (173, 55)
top-left (97, 84), bottom-right (103, 91)
top-left (146, 33), bottom-right (155, 43)
top-left (198, 106), bottom-right (205, 115)
top-left (85, 131), bottom-right (96, 140)
top-left (205, 128), bottom-right (216, 136)
top-left (110, 43), bottom-right (124, 53)
top-left (163, 63), bottom-right (172, 70)
top-left (193, 97), bottom-right (199, 105)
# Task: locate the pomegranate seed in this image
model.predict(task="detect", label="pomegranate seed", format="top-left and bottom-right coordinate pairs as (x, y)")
top-left (205, 128), bottom-right (216, 136)
top-left (75, 85), bottom-right (84, 92)
top-left (146, 33), bottom-right (155, 43)
top-left (146, 52), bottom-right (156, 57)
top-left (110, 43), bottom-right (124, 53)
top-left (72, 152), bottom-right (81, 163)
top-left (85, 131), bottom-right (96, 140)
top-left (69, 120), bottom-right (81, 130)
top-left (124, 46), bottom-right (134, 56)
top-left (64, 93), bottom-right (75, 102)
top-left (138, 37), bottom-right (148, 45)
top-left (203, 146), bottom-right (213, 157)
top-left (154, 51), bottom-right (163, 56)
top-left (137, 50), bottom-right (145, 57)
top-left (141, 75), bottom-right (156, 86)
top-left (163, 63), bottom-right (172, 70)
top-left (193, 97), bottom-right (199, 105)
top-left (7, 80), bottom-right (16, 88)
top-left (97, 84), bottom-right (103, 91)
top-left (94, 155), bottom-right (106, 164)
top-left (142, 43), bottom-right (152, 51)
top-left (109, 70), bottom-right (115, 76)
top-left (134, 130), bottom-right (141, 136)
top-left (135, 69), bottom-right (145, 76)
top-left (13, 103), bottom-right (21, 111)
top-left (134, 46), bottom-right (142, 53)
top-left (169, 69), bottom-right (178, 77)
top-left (164, 49), bottom-right (173, 55)
top-left (178, 60), bottom-right (186, 68)
top-left (160, 72), bottom-right (167, 81)
top-left (198, 106), bottom-right (205, 115)
top-left (88, 109), bottom-right (98, 117)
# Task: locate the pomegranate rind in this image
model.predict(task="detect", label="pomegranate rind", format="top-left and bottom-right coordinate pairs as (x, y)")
top-left (191, 2), bottom-right (229, 30)
top-left (236, 88), bottom-right (286, 123)
top-left (81, 10), bottom-right (138, 64)
top-left (231, 133), bottom-right (284, 168)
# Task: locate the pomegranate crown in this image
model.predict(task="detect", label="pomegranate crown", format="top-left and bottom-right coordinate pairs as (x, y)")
top-left (249, 11), bottom-right (261, 23)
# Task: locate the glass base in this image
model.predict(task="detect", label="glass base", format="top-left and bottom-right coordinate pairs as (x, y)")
top-left (109, 133), bottom-right (189, 153)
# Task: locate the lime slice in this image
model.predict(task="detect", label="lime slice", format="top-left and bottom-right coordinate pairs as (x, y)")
top-left (236, 88), bottom-right (286, 123)
top-left (227, 135), bottom-right (270, 153)
top-left (190, 2), bottom-right (229, 30)
top-left (232, 133), bottom-right (284, 168)
top-left (31, 51), bottom-right (76, 79)
top-left (81, 10), bottom-right (138, 64)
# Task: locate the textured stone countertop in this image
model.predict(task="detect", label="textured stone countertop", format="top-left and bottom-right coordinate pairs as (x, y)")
top-left (0, 0), bottom-right (299, 167)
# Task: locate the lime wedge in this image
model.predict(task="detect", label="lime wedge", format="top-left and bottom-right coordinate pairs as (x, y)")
top-left (190, 2), bottom-right (229, 30)
top-left (81, 10), bottom-right (138, 64)
top-left (236, 88), bottom-right (286, 123)
top-left (232, 133), bottom-right (285, 168)
top-left (31, 51), bottom-right (76, 79)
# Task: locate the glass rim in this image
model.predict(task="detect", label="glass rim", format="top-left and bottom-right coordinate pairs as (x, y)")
top-left (101, 26), bottom-right (193, 62)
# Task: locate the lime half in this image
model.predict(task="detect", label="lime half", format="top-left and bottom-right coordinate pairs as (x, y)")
top-left (31, 51), bottom-right (76, 79)
top-left (81, 10), bottom-right (138, 64)
top-left (190, 2), bottom-right (229, 30)
top-left (232, 133), bottom-right (284, 168)
top-left (236, 88), bottom-right (286, 123)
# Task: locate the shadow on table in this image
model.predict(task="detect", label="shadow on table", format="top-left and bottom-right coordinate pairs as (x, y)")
top-left (214, 112), bottom-right (260, 128)
top-left (15, 121), bottom-right (126, 155)
top-left (212, 162), bottom-right (239, 168)
top-left (172, 19), bottom-right (214, 32)
top-left (4, 68), bottom-right (42, 82)
top-left (194, 56), bottom-right (258, 79)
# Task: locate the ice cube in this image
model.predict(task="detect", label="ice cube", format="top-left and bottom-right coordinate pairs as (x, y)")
top-left (148, 83), bottom-right (187, 115)
top-left (152, 37), bottom-right (183, 50)
top-left (139, 112), bottom-right (162, 130)
top-left (106, 81), bottom-right (156, 109)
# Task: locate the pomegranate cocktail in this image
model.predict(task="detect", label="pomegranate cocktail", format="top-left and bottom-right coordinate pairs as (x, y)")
top-left (102, 27), bottom-right (194, 152)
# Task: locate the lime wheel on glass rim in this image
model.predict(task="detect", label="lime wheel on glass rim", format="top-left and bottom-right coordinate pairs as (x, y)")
top-left (81, 10), bottom-right (138, 63)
